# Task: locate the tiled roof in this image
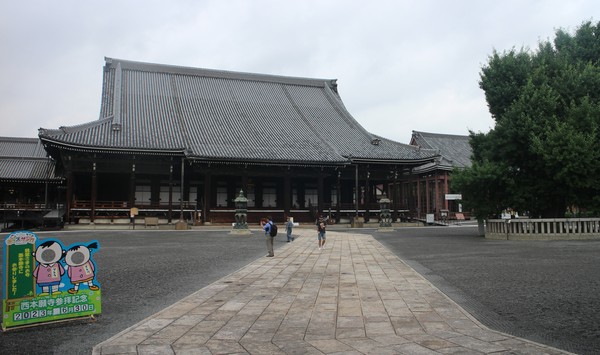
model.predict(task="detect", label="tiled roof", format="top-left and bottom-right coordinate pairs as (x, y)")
top-left (410, 131), bottom-right (472, 170)
top-left (0, 137), bottom-right (60, 182)
top-left (0, 137), bottom-right (47, 157)
top-left (39, 58), bottom-right (438, 165)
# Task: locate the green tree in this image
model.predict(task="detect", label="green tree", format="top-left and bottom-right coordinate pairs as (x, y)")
top-left (455, 21), bottom-right (600, 218)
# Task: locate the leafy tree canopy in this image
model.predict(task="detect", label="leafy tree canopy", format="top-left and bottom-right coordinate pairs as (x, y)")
top-left (454, 21), bottom-right (600, 219)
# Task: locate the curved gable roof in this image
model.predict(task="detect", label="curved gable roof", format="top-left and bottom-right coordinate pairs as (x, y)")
top-left (40, 58), bottom-right (437, 165)
top-left (411, 131), bottom-right (472, 169)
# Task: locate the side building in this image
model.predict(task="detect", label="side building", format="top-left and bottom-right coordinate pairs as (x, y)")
top-left (406, 131), bottom-right (472, 221)
top-left (36, 58), bottom-right (439, 226)
top-left (0, 137), bottom-right (64, 230)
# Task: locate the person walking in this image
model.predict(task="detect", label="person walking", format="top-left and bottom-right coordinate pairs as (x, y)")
top-left (261, 217), bottom-right (275, 257)
top-left (286, 216), bottom-right (294, 242)
top-left (316, 216), bottom-right (326, 250)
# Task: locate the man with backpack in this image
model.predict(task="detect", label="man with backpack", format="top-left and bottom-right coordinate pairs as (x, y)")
top-left (261, 216), bottom-right (277, 257)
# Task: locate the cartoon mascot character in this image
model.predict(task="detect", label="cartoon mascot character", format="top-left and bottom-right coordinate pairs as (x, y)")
top-left (64, 242), bottom-right (100, 294)
top-left (32, 240), bottom-right (66, 296)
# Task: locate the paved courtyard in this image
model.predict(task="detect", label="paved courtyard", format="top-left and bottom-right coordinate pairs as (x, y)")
top-left (92, 229), bottom-right (570, 354)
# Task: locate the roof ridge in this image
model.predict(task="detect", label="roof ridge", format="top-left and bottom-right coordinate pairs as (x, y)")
top-left (413, 130), bottom-right (469, 139)
top-left (105, 57), bottom-right (337, 89)
top-left (39, 117), bottom-right (112, 136)
top-left (372, 134), bottom-right (438, 154)
top-left (0, 136), bottom-right (39, 142)
top-left (0, 156), bottom-right (49, 161)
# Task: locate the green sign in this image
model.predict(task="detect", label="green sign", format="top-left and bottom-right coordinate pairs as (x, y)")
top-left (2, 231), bottom-right (102, 330)
top-left (3, 231), bottom-right (36, 300)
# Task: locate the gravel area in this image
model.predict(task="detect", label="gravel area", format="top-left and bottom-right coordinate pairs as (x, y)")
top-left (0, 229), bottom-right (275, 355)
top-left (364, 225), bottom-right (600, 355)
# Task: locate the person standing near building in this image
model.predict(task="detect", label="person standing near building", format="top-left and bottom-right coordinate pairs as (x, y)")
top-left (286, 216), bottom-right (294, 242)
top-left (316, 216), bottom-right (326, 250)
top-left (261, 217), bottom-right (275, 257)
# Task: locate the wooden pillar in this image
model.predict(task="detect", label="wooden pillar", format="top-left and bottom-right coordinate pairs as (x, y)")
top-left (355, 164), bottom-right (359, 219)
top-left (168, 164), bottom-right (173, 223)
top-left (425, 178), bottom-right (431, 214)
top-left (255, 181), bottom-right (263, 208)
top-left (150, 177), bottom-right (160, 208)
top-left (91, 161), bottom-right (97, 224)
top-left (180, 158), bottom-right (185, 220)
top-left (435, 172), bottom-right (440, 217)
top-left (444, 172), bottom-right (449, 210)
top-left (241, 171), bottom-right (249, 195)
top-left (297, 181), bottom-right (305, 208)
top-left (365, 169), bottom-right (371, 222)
top-left (129, 161), bottom-right (135, 208)
top-left (44, 156), bottom-right (50, 209)
top-left (227, 179), bottom-right (236, 208)
top-left (203, 174), bottom-right (211, 223)
top-left (336, 171), bottom-right (341, 223)
top-left (317, 172), bottom-right (324, 218)
top-left (284, 172), bottom-right (291, 217)
top-left (66, 168), bottom-right (73, 224)
top-left (416, 177), bottom-right (421, 219)
top-left (392, 170), bottom-right (398, 222)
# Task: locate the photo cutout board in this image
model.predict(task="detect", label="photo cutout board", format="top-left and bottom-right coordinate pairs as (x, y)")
top-left (2, 231), bottom-right (101, 330)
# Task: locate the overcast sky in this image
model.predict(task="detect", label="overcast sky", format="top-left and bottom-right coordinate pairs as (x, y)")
top-left (1, 1), bottom-right (598, 143)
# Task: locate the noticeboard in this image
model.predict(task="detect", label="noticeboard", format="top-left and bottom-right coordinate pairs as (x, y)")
top-left (426, 214), bottom-right (435, 224)
top-left (2, 231), bottom-right (102, 330)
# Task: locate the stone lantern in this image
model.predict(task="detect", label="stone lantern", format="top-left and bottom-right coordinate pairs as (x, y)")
top-left (231, 189), bottom-right (251, 234)
top-left (378, 193), bottom-right (393, 231)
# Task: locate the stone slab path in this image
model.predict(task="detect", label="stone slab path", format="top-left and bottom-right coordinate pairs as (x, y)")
top-left (93, 230), bottom-right (570, 355)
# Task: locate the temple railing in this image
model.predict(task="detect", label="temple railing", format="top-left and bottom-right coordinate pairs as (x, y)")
top-left (486, 218), bottom-right (600, 240)
top-left (71, 200), bottom-right (196, 210)
top-left (0, 203), bottom-right (53, 210)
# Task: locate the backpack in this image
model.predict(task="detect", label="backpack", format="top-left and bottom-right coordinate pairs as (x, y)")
top-left (269, 222), bottom-right (278, 237)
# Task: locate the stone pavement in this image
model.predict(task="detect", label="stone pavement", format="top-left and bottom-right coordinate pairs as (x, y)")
top-left (92, 230), bottom-right (570, 355)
